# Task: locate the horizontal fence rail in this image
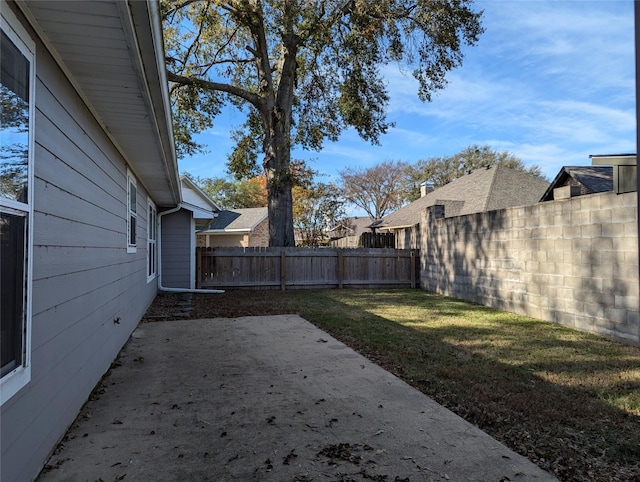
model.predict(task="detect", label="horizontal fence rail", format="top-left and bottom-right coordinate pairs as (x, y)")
top-left (197, 247), bottom-right (418, 290)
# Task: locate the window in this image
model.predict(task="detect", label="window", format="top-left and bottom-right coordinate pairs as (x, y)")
top-left (147, 201), bottom-right (157, 282)
top-left (1, 8), bottom-right (35, 404)
top-left (127, 170), bottom-right (137, 253)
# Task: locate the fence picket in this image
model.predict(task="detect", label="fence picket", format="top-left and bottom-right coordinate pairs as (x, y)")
top-left (196, 247), bottom-right (418, 290)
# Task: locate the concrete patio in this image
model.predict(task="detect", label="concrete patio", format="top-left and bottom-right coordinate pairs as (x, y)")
top-left (37, 315), bottom-right (556, 481)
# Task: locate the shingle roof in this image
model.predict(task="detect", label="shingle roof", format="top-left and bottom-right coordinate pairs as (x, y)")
top-left (374, 165), bottom-right (549, 230)
top-left (539, 166), bottom-right (613, 201)
top-left (201, 207), bottom-right (268, 232)
top-left (327, 216), bottom-right (374, 238)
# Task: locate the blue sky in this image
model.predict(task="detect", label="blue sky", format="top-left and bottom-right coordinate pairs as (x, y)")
top-left (179, 0), bottom-right (636, 187)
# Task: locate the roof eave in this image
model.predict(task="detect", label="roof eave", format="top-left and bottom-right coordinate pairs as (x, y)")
top-left (18, 0), bottom-right (181, 208)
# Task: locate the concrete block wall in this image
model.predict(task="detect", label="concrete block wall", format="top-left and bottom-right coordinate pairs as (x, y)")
top-left (420, 192), bottom-right (639, 345)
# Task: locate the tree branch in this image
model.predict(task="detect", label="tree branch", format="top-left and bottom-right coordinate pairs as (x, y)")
top-left (166, 70), bottom-right (264, 110)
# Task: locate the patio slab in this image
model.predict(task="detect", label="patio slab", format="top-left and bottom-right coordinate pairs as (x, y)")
top-left (38, 315), bottom-right (556, 481)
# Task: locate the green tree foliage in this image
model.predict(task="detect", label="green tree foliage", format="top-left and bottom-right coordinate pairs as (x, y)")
top-left (162, 0), bottom-right (484, 246)
top-left (339, 160), bottom-right (410, 220)
top-left (404, 145), bottom-right (547, 201)
top-left (189, 175), bottom-right (268, 209)
top-left (293, 182), bottom-right (345, 247)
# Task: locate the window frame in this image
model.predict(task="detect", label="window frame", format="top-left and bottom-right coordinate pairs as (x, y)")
top-left (147, 199), bottom-right (157, 282)
top-left (1, 6), bottom-right (35, 405)
top-left (126, 169), bottom-right (137, 253)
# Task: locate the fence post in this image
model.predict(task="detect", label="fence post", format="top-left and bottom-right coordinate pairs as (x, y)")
top-left (338, 250), bottom-right (344, 289)
top-left (280, 249), bottom-right (286, 291)
top-left (410, 249), bottom-right (416, 289)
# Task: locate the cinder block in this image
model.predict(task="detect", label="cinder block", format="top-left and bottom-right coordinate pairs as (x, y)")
top-left (563, 276), bottom-right (583, 289)
top-left (581, 224), bottom-right (603, 238)
top-left (583, 302), bottom-right (605, 318)
top-left (619, 264), bottom-right (639, 279)
top-left (571, 238), bottom-right (591, 251)
top-left (553, 310), bottom-right (576, 327)
top-left (580, 194), bottom-right (602, 211)
top-left (602, 223), bottom-right (627, 238)
top-left (562, 225), bottom-right (582, 239)
top-left (565, 299), bottom-right (585, 315)
top-left (624, 251), bottom-right (639, 264)
top-left (569, 208), bottom-right (589, 224)
top-left (604, 307), bottom-right (628, 324)
top-left (625, 311), bottom-right (640, 333)
top-left (612, 206), bottom-right (637, 223)
top-left (615, 295), bottom-right (639, 311)
top-left (590, 209), bottom-right (613, 225)
top-left (547, 250), bottom-right (564, 263)
top-left (552, 263), bottom-right (572, 276)
top-left (624, 222), bottom-right (639, 238)
top-left (589, 237), bottom-right (614, 252)
top-left (590, 316), bottom-right (614, 334)
top-left (544, 226), bottom-right (563, 239)
top-left (617, 191), bottom-right (638, 208)
top-left (571, 263), bottom-right (593, 278)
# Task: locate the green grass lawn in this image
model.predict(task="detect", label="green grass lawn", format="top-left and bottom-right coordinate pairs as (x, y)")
top-left (191, 288), bottom-right (640, 481)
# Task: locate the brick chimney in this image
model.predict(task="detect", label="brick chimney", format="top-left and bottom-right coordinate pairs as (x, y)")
top-left (420, 181), bottom-right (435, 198)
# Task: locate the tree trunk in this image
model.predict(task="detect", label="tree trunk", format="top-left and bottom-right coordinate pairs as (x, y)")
top-left (264, 111), bottom-right (295, 247)
top-left (262, 26), bottom-right (298, 247)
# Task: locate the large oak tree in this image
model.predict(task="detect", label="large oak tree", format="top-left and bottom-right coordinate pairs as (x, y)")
top-left (162, 0), bottom-right (483, 246)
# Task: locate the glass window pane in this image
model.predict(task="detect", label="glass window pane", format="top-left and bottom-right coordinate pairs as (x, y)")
top-left (130, 215), bottom-right (136, 246)
top-left (129, 182), bottom-right (136, 213)
top-left (1, 212), bottom-right (26, 376)
top-left (0, 31), bottom-right (29, 204)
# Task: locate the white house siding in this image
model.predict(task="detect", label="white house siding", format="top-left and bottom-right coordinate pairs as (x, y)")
top-left (161, 209), bottom-right (193, 288)
top-left (1, 10), bottom-right (157, 482)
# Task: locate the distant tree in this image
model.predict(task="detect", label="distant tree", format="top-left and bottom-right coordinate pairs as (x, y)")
top-left (404, 145), bottom-right (547, 201)
top-left (187, 174), bottom-right (267, 209)
top-left (293, 182), bottom-right (345, 247)
top-left (162, 0), bottom-right (484, 246)
top-left (339, 160), bottom-right (410, 220)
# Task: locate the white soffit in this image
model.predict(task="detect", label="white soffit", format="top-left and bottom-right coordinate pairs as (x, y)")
top-left (20, 0), bottom-right (180, 207)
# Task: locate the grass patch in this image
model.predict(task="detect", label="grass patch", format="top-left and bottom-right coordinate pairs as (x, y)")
top-left (187, 288), bottom-right (640, 481)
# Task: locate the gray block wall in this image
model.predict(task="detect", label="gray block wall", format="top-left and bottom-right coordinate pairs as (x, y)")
top-left (420, 192), bottom-right (639, 345)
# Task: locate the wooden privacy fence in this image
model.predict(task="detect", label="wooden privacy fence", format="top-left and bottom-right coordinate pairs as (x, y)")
top-left (196, 247), bottom-right (418, 290)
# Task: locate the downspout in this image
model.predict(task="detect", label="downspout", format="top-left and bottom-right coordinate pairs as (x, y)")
top-left (157, 205), bottom-right (224, 294)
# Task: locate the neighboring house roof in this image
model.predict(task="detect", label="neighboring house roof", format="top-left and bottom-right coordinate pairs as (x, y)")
top-left (200, 207), bottom-right (268, 233)
top-left (180, 176), bottom-right (221, 219)
top-left (540, 166), bottom-right (613, 202)
top-left (327, 217), bottom-right (374, 239)
top-left (23, 1), bottom-right (180, 208)
top-left (373, 165), bottom-right (549, 230)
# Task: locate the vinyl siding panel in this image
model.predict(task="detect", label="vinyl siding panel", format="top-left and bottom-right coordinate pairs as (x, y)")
top-left (161, 209), bottom-right (192, 288)
top-left (1, 13), bottom-right (159, 482)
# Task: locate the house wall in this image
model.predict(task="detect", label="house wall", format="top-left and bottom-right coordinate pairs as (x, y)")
top-left (202, 233), bottom-right (246, 247)
top-left (248, 217), bottom-right (269, 247)
top-left (1, 10), bottom-right (157, 482)
top-left (420, 191), bottom-right (639, 345)
top-left (161, 209), bottom-right (192, 288)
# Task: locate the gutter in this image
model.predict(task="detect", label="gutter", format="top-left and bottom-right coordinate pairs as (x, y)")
top-left (157, 206), bottom-right (224, 294)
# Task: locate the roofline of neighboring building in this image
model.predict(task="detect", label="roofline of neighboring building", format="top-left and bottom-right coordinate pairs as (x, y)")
top-left (200, 207), bottom-right (268, 233)
top-left (180, 175), bottom-right (222, 211)
top-left (199, 228), bottom-right (252, 234)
